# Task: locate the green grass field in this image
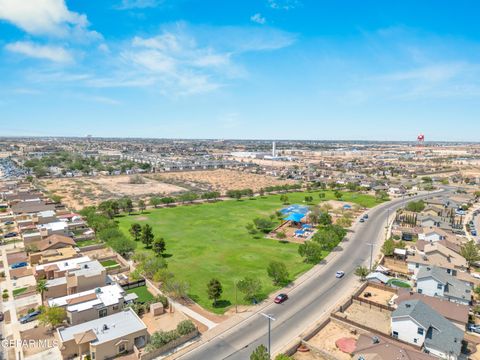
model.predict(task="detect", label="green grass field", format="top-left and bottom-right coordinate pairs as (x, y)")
top-left (126, 285), bottom-right (155, 303)
top-left (100, 259), bottom-right (120, 269)
top-left (118, 190), bottom-right (382, 313)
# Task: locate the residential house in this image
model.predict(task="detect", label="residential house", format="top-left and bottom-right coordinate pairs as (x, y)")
top-left (395, 289), bottom-right (469, 330)
top-left (48, 284), bottom-right (137, 325)
top-left (56, 308), bottom-right (148, 360)
top-left (353, 333), bottom-right (435, 360)
top-left (30, 247), bottom-right (80, 266)
top-left (391, 300), bottom-right (463, 359)
top-left (407, 241), bottom-right (468, 276)
top-left (416, 266), bottom-right (472, 305)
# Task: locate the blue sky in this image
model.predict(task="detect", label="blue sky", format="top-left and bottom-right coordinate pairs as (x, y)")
top-left (1, 0), bottom-right (480, 141)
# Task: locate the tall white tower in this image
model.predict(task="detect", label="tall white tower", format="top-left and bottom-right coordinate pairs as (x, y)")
top-left (272, 141), bottom-right (276, 157)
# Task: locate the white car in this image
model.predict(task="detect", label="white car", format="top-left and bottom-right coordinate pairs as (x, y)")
top-left (336, 271), bottom-right (345, 278)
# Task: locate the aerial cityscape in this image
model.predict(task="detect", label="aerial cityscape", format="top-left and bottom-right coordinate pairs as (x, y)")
top-left (1, 1), bottom-right (480, 360)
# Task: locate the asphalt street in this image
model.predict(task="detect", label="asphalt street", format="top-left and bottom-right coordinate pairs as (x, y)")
top-left (179, 190), bottom-right (449, 360)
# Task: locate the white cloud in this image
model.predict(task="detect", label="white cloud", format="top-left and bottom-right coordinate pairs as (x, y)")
top-left (250, 13), bottom-right (266, 25)
top-left (115, 0), bottom-right (163, 10)
top-left (267, 0), bottom-right (301, 10)
top-left (0, 0), bottom-right (100, 40)
top-left (5, 41), bottom-right (73, 63)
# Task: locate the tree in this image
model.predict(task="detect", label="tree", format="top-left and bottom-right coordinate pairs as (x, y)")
top-left (129, 223), bottom-right (142, 241)
top-left (381, 238), bottom-right (395, 256)
top-left (36, 279), bottom-right (48, 302)
top-left (207, 278), bottom-right (223, 306)
top-left (318, 192), bottom-right (326, 200)
top-left (161, 197), bottom-right (176, 205)
top-left (267, 261), bottom-right (289, 285)
top-left (280, 194), bottom-right (289, 204)
top-left (460, 240), bottom-right (480, 268)
top-left (150, 197), bottom-right (162, 208)
top-left (275, 355), bottom-right (293, 360)
top-left (298, 241), bottom-right (324, 263)
top-left (164, 278), bottom-right (189, 300)
top-left (109, 236), bottom-right (136, 257)
top-left (38, 306), bottom-right (66, 329)
top-left (318, 212), bottom-right (332, 226)
top-left (253, 217), bottom-right (276, 233)
top-left (237, 277), bottom-right (262, 302)
top-left (152, 237), bottom-right (166, 257)
top-left (250, 344), bottom-right (269, 360)
top-left (406, 200), bottom-right (425, 213)
top-left (334, 190), bottom-right (343, 200)
top-left (246, 223), bottom-right (258, 235)
top-left (355, 266), bottom-right (369, 281)
top-left (304, 195), bottom-right (313, 203)
top-left (336, 217), bottom-right (352, 228)
top-left (119, 197), bottom-right (133, 214)
top-left (142, 224), bottom-right (155, 248)
top-left (138, 199), bottom-right (146, 213)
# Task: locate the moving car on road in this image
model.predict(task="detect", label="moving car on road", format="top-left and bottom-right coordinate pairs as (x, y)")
top-left (274, 293), bottom-right (288, 304)
top-left (336, 271), bottom-right (345, 278)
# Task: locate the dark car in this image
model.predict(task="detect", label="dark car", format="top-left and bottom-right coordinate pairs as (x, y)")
top-left (3, 232), bottom-right (17, 238)
top-left (19, 310), bottom-right (40, 324)
top-left (363, 214), bottom-right (369, 219)
top-left (359, 218), bottom-right (365, 223)
top-left (11, 261), bottom-right (28, 269)
top-left (274, 293), bottom-right (288, 304)
top-left (3, 221), bottom-right (14, 225)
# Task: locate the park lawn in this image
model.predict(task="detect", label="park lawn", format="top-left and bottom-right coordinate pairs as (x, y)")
top-left (118, 190), bottom-right (381, 313)
top-left (126, 285), bottom-right (155, 303)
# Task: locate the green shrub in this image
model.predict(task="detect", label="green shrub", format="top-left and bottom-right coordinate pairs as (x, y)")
top-left (177, 320), bottom-right (196, 336)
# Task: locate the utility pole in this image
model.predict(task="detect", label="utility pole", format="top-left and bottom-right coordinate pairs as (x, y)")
top-left (260, 313), bottom-right (276, 358)
top-left (234, 280), bottom-right (238, 313)
top-left (366, 243), bottom-right (374, 271)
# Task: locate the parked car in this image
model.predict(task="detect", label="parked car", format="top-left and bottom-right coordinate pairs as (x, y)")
top-left (468, 323), bottom-right (480, 334)
top-left (363, 214), bottom-right (369, 219)
top-left (11, 261), bottom-right (27, 269)
top-left (472, 230), bottom-right (477, 236)
top-left (336, 271), bottom-right (345, 278)
top-left (19, 310), bottom-right (40, 324)
top-left (274, 293), bottom-right (289, 304)
top-left (3, 232), bottom-right (17, 238)
top-left (3, 221), bottom-right (14, 225)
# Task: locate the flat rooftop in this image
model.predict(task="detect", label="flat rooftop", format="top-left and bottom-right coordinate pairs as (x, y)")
top-left (48, 284), bottom-right (125, 313)
top-left (58, 308), bottom-right (146, 345)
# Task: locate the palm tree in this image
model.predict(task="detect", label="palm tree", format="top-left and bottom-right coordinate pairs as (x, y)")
top-left (36, 279), bottom-right (48, 303)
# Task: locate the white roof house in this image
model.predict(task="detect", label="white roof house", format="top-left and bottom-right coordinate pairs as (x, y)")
top-left (57, 308), bottom-right (147, 346)
top-left (48, 284), bottom-right (130, 313)
top-left (36, 256), bottom-right (91, 272)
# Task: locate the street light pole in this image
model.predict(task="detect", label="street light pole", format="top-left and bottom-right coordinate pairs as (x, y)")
top-left (260, 313), bottom-right (276, 358)
top-left (366, 243), bottom-right (374, 271)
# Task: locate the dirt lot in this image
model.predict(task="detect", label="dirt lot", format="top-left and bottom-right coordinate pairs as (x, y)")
top-left (148, 169), bottom-right (295, 194)
top-left (383, 258), bottom-right (409, 274)
top-left (305, 320), bottom-right (360, 360)
top-left (141, 307), bottom-right (187, 333)
top-left (20, 327), bottom-right (57, 357)
top-left (336, 302), bottom-right (391, 335)
top-left (40, 175), bottom-right (186, 210)
top-left (360, 285), bottom-right (396, 307)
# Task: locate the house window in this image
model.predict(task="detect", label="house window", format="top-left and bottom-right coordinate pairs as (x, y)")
top-left (415, 263), bottom-right (419, 268)
top-left (437, 283), bottom-right (443, 290)
top-left (447, 269), bottom-right (451, 274)
top-left (418, 328), bottom-right (424, 335)
top-left (118, 344), bottom-right (126, 353)
top-left (91, 352), bottom-right (95, 360)
top-left (98, 308), bottom-right (107, 318)
top-left (414, 338), bottom-right (418, 343)
top-left (392, 331), bottom-right (398, 338)
top-left (112, 305), bottom-right (118, 311)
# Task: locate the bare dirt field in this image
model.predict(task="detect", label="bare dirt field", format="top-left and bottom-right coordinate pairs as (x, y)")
top-left (336, 302), bottom-right (391, 334)
top-left (40, 175), bottom-right (186, 210)
top-left (360, 285), bottom-right (396, 307)
top-left (148, 169), bottom-right (296, 193)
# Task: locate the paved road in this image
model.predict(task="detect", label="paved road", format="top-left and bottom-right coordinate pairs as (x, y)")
top-left (179, 190), bottom-right (449, 360)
